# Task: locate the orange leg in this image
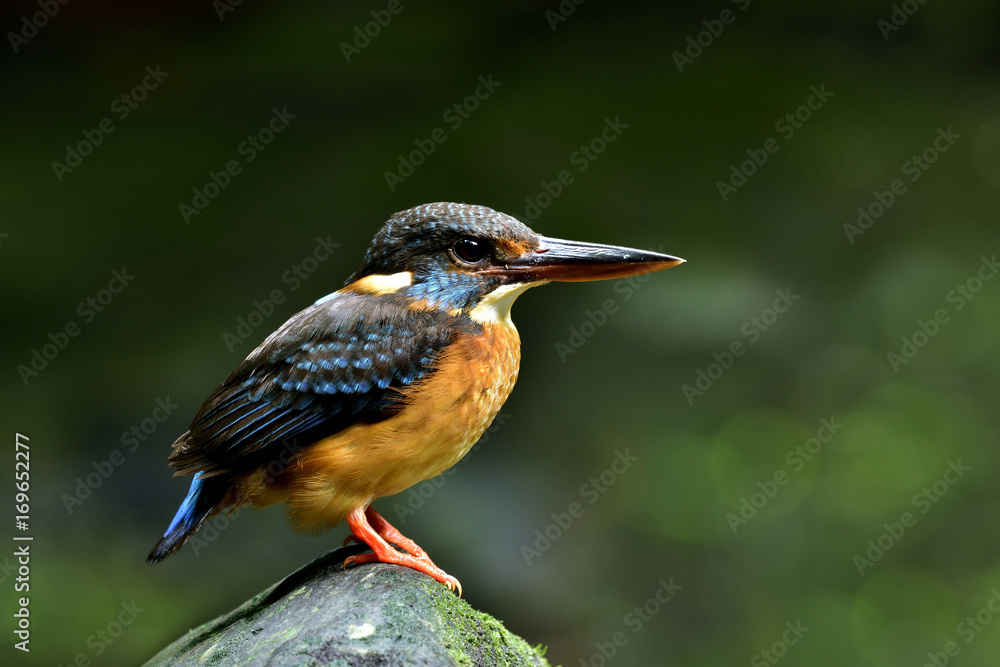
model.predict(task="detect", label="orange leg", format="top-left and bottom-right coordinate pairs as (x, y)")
top-left (343, 506), bottom-right (462, 596)
top-left (340, 508), bottom-right (426, 557)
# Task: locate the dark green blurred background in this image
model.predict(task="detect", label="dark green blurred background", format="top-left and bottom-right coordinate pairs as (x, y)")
top-left (3, 1), bottom-right (1000, 665)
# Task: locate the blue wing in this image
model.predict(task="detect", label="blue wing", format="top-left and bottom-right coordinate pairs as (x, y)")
top-left (168, 290), bottom-right (467, 477)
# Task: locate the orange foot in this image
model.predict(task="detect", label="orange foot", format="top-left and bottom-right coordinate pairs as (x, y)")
top-left (342, 506), bottom-right (462, 597)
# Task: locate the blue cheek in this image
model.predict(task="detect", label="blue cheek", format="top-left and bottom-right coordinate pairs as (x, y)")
top-left (410, 271), bottom-right (480, 310)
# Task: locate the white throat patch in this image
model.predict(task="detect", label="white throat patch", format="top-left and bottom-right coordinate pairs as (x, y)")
top-left (469, 282), bottom-right (541, 327)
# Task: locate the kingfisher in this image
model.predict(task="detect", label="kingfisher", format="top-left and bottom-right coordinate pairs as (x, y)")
top-left (147, 202), bottom-right (683, 595)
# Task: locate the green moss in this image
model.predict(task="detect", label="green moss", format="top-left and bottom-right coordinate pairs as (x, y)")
top-left (145, 547), bottom-right (549, 666)
top-left (423, 579), bottom-right (550, 666)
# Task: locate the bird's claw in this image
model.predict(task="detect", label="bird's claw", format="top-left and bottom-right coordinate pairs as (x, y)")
top-left (341, 551), bottom-right (462, 596)
top-left (442, 574), bottom-right (463, 597)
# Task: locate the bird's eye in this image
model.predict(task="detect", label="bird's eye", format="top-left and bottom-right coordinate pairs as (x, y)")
top-left (452, 237), bottom-right (490, 264)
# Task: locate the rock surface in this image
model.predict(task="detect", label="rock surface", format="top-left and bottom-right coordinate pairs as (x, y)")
top-left (144, 545), bottom-right (551, 666)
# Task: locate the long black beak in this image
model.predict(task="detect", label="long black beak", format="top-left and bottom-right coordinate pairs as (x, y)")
top-left (485, 236), bottom-right (685, 283)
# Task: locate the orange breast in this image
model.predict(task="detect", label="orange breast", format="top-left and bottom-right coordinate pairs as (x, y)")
top-left (252, 321), bottom-right (521, 533)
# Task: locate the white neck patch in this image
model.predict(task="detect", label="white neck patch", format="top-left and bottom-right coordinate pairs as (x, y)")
top-left (315, 271), bottom-right (414, 306)
top-left (349, 271), bottom-right (414, 295)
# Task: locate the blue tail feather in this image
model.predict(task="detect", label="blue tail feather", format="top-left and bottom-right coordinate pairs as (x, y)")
top-left (147, 473), bottom-right (229, 564)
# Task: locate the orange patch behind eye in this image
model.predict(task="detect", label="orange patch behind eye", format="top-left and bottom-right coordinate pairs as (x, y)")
top-left (495, 238), bottom-right (533, 257)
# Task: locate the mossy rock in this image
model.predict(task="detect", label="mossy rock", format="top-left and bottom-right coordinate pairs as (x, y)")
top-left (144, 545), bottom-right (550, 666)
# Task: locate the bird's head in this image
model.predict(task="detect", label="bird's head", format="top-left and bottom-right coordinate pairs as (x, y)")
top-left (344, 202), bottom-right (684, 324)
